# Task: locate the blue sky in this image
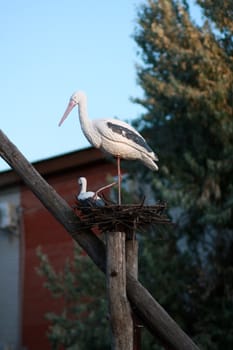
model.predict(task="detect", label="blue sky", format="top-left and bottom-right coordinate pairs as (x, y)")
top-left (0, 0), bottom-right (202, 172)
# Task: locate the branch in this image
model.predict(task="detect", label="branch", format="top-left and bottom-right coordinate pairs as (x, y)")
top-left (0, 129), bottom-right (200, 350)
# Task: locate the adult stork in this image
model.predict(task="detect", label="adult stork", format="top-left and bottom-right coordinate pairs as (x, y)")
top-left (58, 91), bottom-right (158, 204)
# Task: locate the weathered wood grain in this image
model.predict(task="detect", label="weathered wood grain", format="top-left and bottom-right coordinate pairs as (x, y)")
top-left (106, 232), bottom-right (133, 350)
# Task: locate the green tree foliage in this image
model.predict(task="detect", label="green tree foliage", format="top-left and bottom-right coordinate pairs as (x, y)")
top-left (197, 0), bottom-right (233, 55)
top-left (36, 245), bottom-right (110, 350)
top-left (132, 0), bottom-right (233, 348)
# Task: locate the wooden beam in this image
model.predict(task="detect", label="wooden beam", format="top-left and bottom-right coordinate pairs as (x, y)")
top-left (0, 129), bottom-right (200, 350)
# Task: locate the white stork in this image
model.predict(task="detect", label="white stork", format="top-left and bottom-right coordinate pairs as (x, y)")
top-left (77, 177), bottom-right (105, 208)
top-left (59, 91), bottom-right (158, 204)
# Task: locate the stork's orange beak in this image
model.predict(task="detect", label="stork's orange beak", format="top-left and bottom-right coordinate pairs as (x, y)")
top-left (58, 99), bottom-right (76, 126)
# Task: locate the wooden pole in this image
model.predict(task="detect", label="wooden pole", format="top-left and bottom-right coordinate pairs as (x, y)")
top-left (126, 240), bottom-right (138, 280)
top-left (0, 129), bottom-right (200, 350)
top-left (126, 239), bottom-right (142, 350)
top-left (106, 231), bottom-right (133, 350)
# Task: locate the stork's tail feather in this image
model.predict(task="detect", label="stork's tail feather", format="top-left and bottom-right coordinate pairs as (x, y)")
top-left (141, 152), bottom-right (159, 171)
top-left (147, 160), bottom-right (159, 171)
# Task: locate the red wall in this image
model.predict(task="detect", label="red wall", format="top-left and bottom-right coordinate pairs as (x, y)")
top-left (20, 161), bottom-right (115, 349)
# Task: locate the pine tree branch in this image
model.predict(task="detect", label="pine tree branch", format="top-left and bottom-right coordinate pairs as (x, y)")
top-left (0, 129), bottom-right (200, 350)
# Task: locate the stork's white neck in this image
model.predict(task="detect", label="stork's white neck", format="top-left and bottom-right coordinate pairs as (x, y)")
top-left (77, 94), bottom-right (101, 148)
top-left (79, 177), bottom-right (87, 194)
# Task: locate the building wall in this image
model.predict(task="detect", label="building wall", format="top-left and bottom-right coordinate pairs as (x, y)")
top-left (20, 160), bottom-right (115, 349)
top-left (0, 187), bottom-right (21, 350)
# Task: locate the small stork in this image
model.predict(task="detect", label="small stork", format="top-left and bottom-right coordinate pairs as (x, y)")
top-left (59, 91), bottom-right (159, 204)
top-left (77, 177), bottom-right (105, 208)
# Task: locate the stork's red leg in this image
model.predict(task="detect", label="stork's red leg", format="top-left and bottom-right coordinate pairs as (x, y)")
top-left (117, 156), bottom-right (121, 205)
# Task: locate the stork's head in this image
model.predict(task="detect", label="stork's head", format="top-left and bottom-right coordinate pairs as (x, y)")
top-left (78, 177), bottom-right (87, 193)
top-left (58, 91), bottom-right (86, 126)
top-left (78, 177), bottom-right (86, 186)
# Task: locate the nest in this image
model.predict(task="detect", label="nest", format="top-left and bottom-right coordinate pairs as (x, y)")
top-left (74, 200), bottom-right (171, 235)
